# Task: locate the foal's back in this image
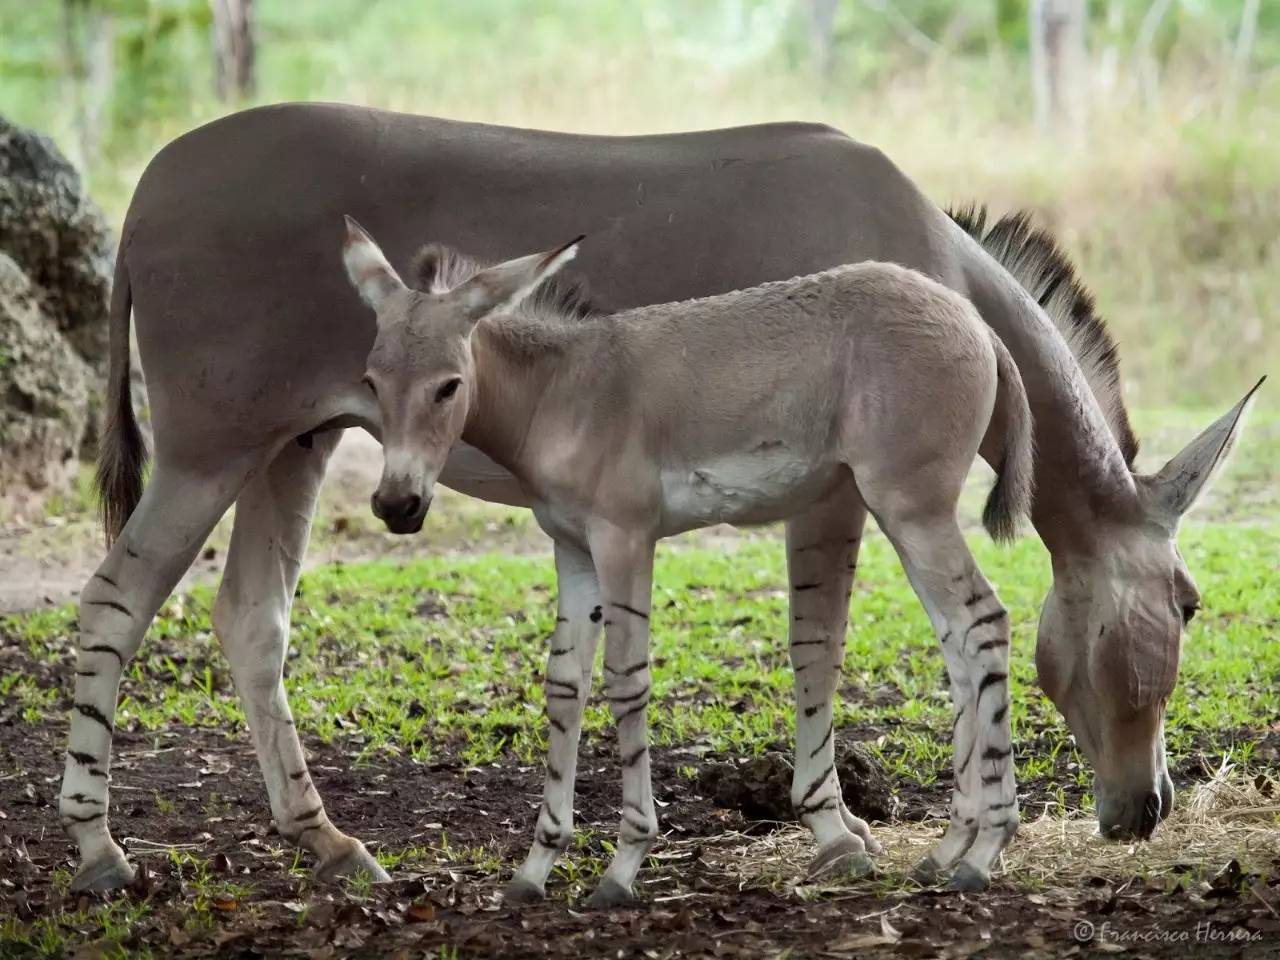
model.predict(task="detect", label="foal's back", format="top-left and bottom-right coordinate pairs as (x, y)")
top-left (604, 261), bottom-right (996, 454)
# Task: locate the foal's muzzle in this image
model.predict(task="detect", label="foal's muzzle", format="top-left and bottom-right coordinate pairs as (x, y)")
top-left (371, 491), bottom-right (431, 534)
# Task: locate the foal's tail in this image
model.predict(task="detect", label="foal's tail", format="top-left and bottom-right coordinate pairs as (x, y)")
top-left (96, 249), bottom-right (148, 545)
top-left (981, 330), bottom-right (1034, 543)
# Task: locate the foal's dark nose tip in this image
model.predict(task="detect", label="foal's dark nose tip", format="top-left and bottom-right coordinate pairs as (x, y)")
top-left (371, 492), bottom-right (422, 521)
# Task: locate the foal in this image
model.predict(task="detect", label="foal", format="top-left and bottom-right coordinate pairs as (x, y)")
top-left (341, 218), bottom-right (1033, 904)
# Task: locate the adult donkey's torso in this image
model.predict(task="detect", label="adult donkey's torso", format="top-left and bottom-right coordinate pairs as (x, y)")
top-left (124, 102), bottom-right (972, 462)
top-left (70, 102), bottom-right (1231, 895)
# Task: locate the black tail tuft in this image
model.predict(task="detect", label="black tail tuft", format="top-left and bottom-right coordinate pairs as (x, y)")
top-left (97, 253), bottom-right (147, 545)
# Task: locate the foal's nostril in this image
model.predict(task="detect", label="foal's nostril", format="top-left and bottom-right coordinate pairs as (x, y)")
top-left (401, 494), bottom-right (423, 518)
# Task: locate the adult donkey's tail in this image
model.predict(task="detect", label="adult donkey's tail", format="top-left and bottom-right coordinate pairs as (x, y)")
top-left (96, 251), bottom-right (147, 545)
top-left (981, 329), bottom-right (1034, 543)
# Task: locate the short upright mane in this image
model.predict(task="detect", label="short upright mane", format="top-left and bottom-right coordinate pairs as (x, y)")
top-left (948, 204), bottom-right (1139, 466)
top-left (410, 241), bottom-right (603, 323)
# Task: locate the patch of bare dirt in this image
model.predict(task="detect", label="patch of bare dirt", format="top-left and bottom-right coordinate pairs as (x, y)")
top-left (3, 709), bottom-right (1279, 958)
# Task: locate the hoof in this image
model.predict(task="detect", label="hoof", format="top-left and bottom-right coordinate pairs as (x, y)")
top-left (839, 808), bottom-right (883, 856)
top-left (585, 876), bottom-right (634, 909)
top-left (947, 862), bottom-right (989, 892)
top-left (70, 846), bottom-right (135, 893)
top-left (503, 876), bottom-right (545, 904)
top-left (806, 835), bottom-right (874, 882)
top-left (910, 855), bottom-right (944, 886)
top-left (315, 842), bottom-right (391, 885)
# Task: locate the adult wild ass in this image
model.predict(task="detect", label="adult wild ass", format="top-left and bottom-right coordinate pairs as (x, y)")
top-left (340, 224), bottom-right (1035, 900)
top-left (61, 103), bottom-right (1260, 894)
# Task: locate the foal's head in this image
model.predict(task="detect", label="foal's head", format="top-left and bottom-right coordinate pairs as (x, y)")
top-left (341, 217), bottom-right (580, 533)
top-left (1035, 381), bottom-right (1263, 840)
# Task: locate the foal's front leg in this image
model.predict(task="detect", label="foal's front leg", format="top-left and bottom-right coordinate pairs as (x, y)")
top-left (505, 544), bottom-right (603, 902)
top-left (584, 524), bottom-right (658, 908)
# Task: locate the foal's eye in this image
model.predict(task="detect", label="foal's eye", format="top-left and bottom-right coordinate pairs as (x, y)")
top-left (435, 377), bottom-right (462, 403)
top-left (1181, 603), bottom-right (1200, 626)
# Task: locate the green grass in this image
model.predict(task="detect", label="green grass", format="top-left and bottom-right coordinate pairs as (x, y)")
top-left (7, 518), bottom-right (1277, 806)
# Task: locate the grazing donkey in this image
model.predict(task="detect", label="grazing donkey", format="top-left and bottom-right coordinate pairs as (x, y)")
top-left (340, 221), bottom-right (1034, 901)
top-left (61, 104), bottom-right (1260, 895)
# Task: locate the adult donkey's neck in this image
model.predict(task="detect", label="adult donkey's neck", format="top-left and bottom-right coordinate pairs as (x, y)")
top-left (955, 229), bottom-right (1138, 558)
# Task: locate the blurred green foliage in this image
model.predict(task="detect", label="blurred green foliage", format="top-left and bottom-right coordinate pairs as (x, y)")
top-left (0, 0), bottom-right (1276, 407)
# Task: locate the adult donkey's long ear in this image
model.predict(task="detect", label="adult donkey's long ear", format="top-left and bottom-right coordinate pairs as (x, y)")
top-left (342, 215), bottom-right (406, 311)
top-left (455, 235), bottom-right (584, 322)
top-left (1139, 376), bottom-right (1265, 530)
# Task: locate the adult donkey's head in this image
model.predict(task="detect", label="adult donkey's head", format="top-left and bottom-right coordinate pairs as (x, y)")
top-left (953, 209), bottom-right (1265, 842)
top-left (1034, 383), bottom-right (1261, 840)
top-left (342, 216), bottom-right (581, 533)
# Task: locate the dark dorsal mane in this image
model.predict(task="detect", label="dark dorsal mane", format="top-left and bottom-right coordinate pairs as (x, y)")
top-left (948, 204), bottom-right (1139, 467)
top-left (409, 241), bottom-right (603, 321)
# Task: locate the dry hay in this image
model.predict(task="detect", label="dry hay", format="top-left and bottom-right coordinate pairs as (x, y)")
top-left (662, 761), bottom-right (1279, 898)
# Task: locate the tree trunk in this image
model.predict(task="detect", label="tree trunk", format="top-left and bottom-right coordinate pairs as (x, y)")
top-left (60, 0), bottom-right (115, 171)
top-left (1029, 0), bottom-right (1088, 137)
top-left (210, 0), bottom-right (257, 102)
top-left (1230, 0), bottom-right (1260, 102)
top-left (802, 0), bottom-right (838, 84)
top-left (1134, 0), bottom-right (1172, 109)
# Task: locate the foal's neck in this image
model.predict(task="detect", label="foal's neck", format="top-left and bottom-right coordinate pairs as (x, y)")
top-left (463, 316), bottom-right (579, 473)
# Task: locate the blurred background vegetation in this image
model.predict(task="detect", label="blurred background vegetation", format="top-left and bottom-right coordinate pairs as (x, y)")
top-left (0, 0), bottom-right (1276, 408)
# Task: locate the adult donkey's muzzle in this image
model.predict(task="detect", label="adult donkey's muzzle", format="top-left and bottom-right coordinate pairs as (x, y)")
top-left (1097, 782), bottom-right (1171, 841)
top-left (371, 490), bottom-right (431, 534)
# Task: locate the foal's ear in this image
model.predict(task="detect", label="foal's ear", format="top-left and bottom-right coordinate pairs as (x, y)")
top-left (342, 215), bottom-right (406, 311)
top-left (1138, 376), bottom-right (1265, 530)
top-left (455, 235), bottom-right (584, 321)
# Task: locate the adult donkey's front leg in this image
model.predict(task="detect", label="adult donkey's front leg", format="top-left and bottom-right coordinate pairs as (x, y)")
top-left (211, 433), bottom-right (387, 884)
top-left (584, 524), bottom-right (658, 908)
top-left (784, 486), bottom-right (882, 880)
top-left (505, 543), bottom-right (603, 902)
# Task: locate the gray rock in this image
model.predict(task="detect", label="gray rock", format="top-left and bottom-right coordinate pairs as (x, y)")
top-left (0, 253), bottom-right (91, 501)
top-left (0, 114), bottom-right (115, 504)
top-left (0, 115), bottom-right (114, 371)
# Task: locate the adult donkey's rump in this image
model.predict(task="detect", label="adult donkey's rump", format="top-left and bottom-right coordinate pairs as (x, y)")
top-left (63, 103), bottom-right (1258, 892)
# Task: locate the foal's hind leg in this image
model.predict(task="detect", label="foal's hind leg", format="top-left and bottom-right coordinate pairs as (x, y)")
top-left (862, 501), bottom-right (1018, 891)
top-left (212, 432), bottom-right (388, 884)
top-left (785, 483), bottom-right (881, 880)
top-left (62, 461), bottom-right (253, 891)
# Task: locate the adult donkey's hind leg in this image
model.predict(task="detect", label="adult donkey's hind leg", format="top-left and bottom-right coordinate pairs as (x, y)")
top-left (785, 482), bottom-right (882, 879)
top-left (62, 461), bottom-right (253, 891)
top-left (211, 432), bottom-right (388, 884)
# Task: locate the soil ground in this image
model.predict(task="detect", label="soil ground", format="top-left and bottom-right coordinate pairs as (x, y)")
top-left (2, 422), bottom-right (1278, 958)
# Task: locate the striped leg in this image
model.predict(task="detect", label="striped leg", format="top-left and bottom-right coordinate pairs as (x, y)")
top-left (211, 433), bottom-right (387, 884)
top-left (784, 488), bottom-right (881, 880)
top-left (505, 543), bottom-right (602, 902)
top-left (880, 514), bottom-right (1019, 890)
top-left (584, 526), bottom-right (657, 908)
top-left (61, 462), bottom-right (250, 891)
